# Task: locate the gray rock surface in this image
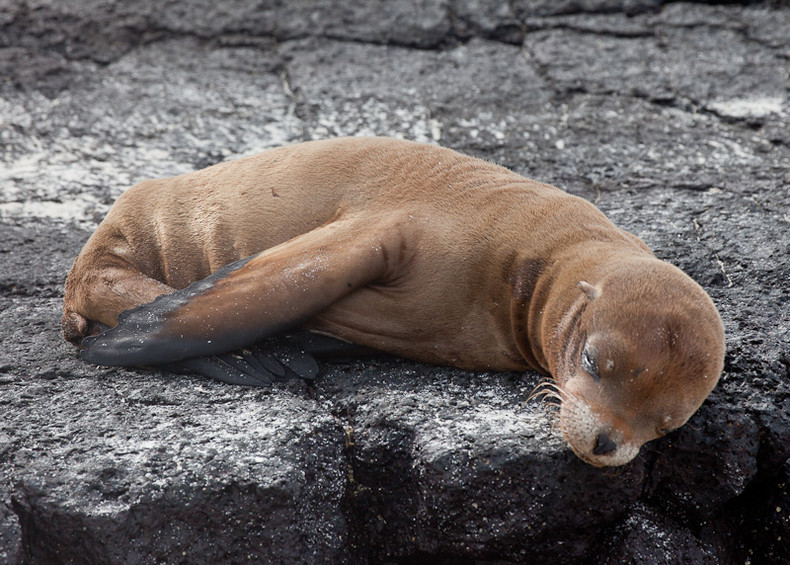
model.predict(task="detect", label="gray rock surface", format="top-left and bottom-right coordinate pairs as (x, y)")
top-left (1, 0), bottom-right (789, 563)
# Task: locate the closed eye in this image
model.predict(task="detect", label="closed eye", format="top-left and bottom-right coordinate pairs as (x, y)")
top-left (581, 345), bottom-right (599, 381)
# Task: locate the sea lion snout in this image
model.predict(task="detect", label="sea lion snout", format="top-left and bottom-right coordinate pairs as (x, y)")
top-left (555, 387), bottom-right (642, 467)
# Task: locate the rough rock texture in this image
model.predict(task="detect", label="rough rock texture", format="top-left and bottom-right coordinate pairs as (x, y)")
top-left (1, 1), bottom-right (789, 563)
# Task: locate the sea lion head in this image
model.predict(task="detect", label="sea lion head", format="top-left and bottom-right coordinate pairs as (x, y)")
top-left (548, 259), bottom-right (725, 467)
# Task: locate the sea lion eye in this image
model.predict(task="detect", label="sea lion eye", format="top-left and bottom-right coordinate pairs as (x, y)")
top-left (581, 344), bottom-right (599, 381)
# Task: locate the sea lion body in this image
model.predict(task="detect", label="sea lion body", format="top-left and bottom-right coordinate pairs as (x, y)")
top-left (63, 137), bottom-right (725, 467)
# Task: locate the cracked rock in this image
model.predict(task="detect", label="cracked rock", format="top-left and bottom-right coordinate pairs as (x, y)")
top-left (1, 1), bottom-right (789, 564)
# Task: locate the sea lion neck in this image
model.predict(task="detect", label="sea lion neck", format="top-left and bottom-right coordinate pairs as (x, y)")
top-left (506, 254), bottom-right (551, 373)
top-left (508, 244), bottom-right (646, 376)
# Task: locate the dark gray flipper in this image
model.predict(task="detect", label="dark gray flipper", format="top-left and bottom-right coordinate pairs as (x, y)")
top-left (285, 331), bottom-right (380, 361)
top-left (160, 332), bottom-right (377, 386)
top-left (162, 339), bottom-right (320, 386)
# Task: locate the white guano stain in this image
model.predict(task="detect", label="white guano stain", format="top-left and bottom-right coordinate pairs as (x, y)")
top-left (709, 96), bottom-right (785, 119)
top-left (0, 195), bottom-right (104, 221)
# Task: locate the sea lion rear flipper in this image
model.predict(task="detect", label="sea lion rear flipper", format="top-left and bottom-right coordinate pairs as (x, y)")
top-left (80, 217), bottom-right (396, 375)
top-left (163, 339), bottom-right (320, 386)
top-left (285, 331), bottom-right (381, 361)
top-left (165, 332), bottom-right (375, 387)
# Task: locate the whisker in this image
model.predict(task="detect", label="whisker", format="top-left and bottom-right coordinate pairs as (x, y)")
top-left (526, 378), bottom-right (594, 442)
top-left (526, 378), bottom-right (561, 403)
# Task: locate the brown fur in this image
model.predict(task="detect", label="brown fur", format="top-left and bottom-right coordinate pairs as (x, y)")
top-left (63, 137), bottom-right (725, 466)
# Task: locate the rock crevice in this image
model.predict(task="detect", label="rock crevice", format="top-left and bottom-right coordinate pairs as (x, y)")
top-left (1, 1), bottom-right (789, 563)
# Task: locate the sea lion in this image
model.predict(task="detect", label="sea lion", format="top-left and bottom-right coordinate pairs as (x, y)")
top-left (62, 137), bottom-right (725, 467)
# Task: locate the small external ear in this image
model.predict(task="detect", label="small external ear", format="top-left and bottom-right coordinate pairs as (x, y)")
top-left (577, 280), bottom-right (600, 300)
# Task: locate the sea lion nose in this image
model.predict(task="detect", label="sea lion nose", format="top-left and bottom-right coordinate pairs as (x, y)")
top-left (593, 432), bottom-right (618, 456)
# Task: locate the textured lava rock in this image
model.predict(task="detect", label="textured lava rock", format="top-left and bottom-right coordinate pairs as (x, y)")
top-left (1, 1), bottom-right (788, 564)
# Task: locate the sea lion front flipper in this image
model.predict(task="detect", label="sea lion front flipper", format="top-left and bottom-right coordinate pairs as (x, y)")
top-left (80, 216), bottom-right (398, 370)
